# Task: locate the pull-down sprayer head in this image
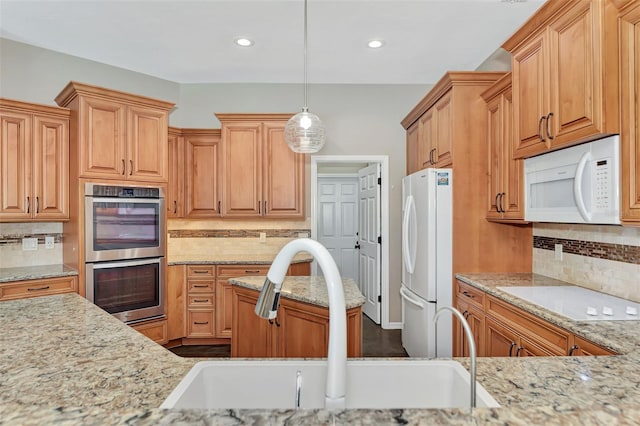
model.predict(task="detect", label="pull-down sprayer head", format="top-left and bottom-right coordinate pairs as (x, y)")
top-left (255, 277), bottom-right (281, 320)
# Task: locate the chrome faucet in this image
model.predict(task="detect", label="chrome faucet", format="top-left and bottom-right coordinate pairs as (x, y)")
top-left (255, 238), bottom-right (347, 409)
top-left (433, 306), bottom-right (476, 409)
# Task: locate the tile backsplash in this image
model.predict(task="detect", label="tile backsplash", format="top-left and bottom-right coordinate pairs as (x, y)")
top-left (533, 223), bottom-right (640, 302)
top-left (0, 223), bottom-right (64, 268)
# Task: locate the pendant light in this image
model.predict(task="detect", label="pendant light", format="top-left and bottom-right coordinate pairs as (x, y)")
top-left (284, 0), bottom-right (326, 153)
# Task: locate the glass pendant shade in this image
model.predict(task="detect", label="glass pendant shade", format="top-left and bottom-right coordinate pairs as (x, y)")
top-left (284, 108), bottom-right (326, 153)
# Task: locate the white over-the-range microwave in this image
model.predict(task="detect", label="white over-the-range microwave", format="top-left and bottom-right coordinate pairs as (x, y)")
top-left (524, 135), bottom-right (620, 225)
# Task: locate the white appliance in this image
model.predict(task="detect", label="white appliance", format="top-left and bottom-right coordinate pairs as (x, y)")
top-left (524, 135), bottom-right (620, 224)
top-left (400, 169), bottom-right (453, 357)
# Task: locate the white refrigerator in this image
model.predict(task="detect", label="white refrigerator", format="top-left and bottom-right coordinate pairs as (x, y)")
top-left (400, 168), bottom-right (453, 358)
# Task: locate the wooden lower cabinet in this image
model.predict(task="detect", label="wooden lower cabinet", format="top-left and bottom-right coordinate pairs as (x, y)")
top-left (455, 298), bottom-right (485, 357)
top-left (231, 285), bottom-right (362, 358)
top-left (569, 335), bottom-right (616, 356)
top-left (131, 319), bottom-right (168, 345)
top-left (0, 276), bottom-right (77, 301)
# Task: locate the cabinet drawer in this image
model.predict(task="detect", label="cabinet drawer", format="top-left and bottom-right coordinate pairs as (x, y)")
top-left (456, 280), bottom-right (485, 310)
top-left (187, 280), bottom-right (215, 293)
top-left (186, 265), bottom-right (215, 278)
top-left (0, 276), bottom-right (77, 301)
top-left (571, 335), bottom-right (616, 356)
top-left (486, 295), bottom-right (569, 355)
top-left (217, 265), bottom-right (269, 277)
top-left (187, 310), bottom-right (215, 337)
top-left (131, 319), bottom-right (168, 345)
top-left (188, 294), bottom-right (214, 307)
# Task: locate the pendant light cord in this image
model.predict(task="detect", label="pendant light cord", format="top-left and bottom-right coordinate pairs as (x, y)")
top-left (303, 0), bottom-right (308, 112)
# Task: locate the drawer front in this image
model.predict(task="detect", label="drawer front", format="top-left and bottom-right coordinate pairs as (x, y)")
top-left (188, 294), bottom-right (214, 307)
top-left (217, 265), bottom-right (269, 278)
top-left (0, 276), bottom-right (77, 301)
top-left (187, 279), bottom-right (215, 293)
top-left (186, 265), bottom-right (215, 278)
top-left (486, 295), bottom-right (569, 355)
top-left (571, 335), bottom-right (616, 356)
top-left (187, 310), bottom-right (215, 337)
top-left (456, 280), bottom-right (485, 310)
top-left (131, 320), bottom-right (168, 345)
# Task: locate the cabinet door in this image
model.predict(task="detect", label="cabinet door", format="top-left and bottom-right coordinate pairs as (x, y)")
top-left (621, 4), bottom-right (640, 223)
top-left (262, 122), bottom-right (304, 218)
top-left (32, 114), bottom-right (68, 220)
top-left (501, 89), bottom-right (525, 220)
top-left (185, 134), bottom-right (221, 217)
top-left (278, 300), bottom-right (329, 358)
top-left (167, 130), bottom-right (184, 218)
top-left (512, 34), bottom-right (548, 158)
top-left (485, 317), bottom-right (519, 357)
top-left (231, 287), bottom-right (275, 357)
top-left (546, 2), bottom-right (599, 147)
top-left (433, 92), bottom-right (453, 167)
top-left (127, 105), bottom-right (168, 182)
top-left (215, 279), bottom-right (234, 338)
top-left (570, 335), bottom-right (616, 356)
top-left (418, 108), bottom-right (435, 169)
top-left (221, 122), bottom-right (262, 217)
top-left (0, 110), bottom-right (31, 219)
top-left (456, 298), bottom-right (485, 357)
top-left (485, 95), bottom-right (503, 219)
top-left (79, 97), bottom-right (126, 178)
top-left (186, 310), bottom-right (215, 338)
top-left (166, 265), bottom-right (186, 341)
top-left (406, 121), bottom-right (420, 174)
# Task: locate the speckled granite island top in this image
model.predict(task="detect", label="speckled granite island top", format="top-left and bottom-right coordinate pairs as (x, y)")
top-left (228, 275), bottom-right (366, 309)
top-left (2, 282), bottom-right (640, 424)
top-left (0, 264), bottom-right (78, 283)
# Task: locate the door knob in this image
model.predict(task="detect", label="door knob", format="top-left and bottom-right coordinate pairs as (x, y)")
top-left (354, 242), bottom-right (361, 249)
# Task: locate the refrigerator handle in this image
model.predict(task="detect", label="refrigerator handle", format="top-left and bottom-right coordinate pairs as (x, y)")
top-left (400, 286), bottom-right (425, 308)
top-left (402, 195), bottom-right (415, 274)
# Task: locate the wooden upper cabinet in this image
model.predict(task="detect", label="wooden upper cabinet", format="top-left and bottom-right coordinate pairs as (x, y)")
top-left (167, 128), bottom-right (184, 218)
top-left (619, 1), bottom-right (640, 223)
top-left (0, 99), bottom-right (69, 222)
top-left (504, 0), bottom-right (619, 159)
top-left (55, 81), bottom-right (174, 183)
top-left (405, 121), bottom-right (420, 175)
top-left (418, 108), bottom-right (435, 169)
top-left (481, 73), bottom-right (526, 222)
top-left (184, 129), bottom-right (222, 218)
top-left (217, 113), bottom-right (305, 219)
top-left (433, 92), bottom-right (453, 167)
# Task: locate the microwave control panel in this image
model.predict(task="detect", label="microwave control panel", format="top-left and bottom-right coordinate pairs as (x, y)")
top-left (594, 159), bottom-right (610, 211)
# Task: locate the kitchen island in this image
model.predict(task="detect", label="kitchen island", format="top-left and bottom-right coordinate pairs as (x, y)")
top-left (2, 273), bottom-right (640, 424)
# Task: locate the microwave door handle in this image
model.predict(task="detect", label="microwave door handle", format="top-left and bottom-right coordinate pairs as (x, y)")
top-left (574, 151), bottom-right (592, 222)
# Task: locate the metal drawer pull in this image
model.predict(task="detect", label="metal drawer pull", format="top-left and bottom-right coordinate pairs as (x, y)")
top-left (193, 284), bottom-right (209, 288)
top-left (194, 321), bottom-right (209, 325)
top-left (244, 270), bottom-right (261, 274)
top-left (192, 270), bottom-right (210, 274)
top-left (193, 299), bottom-right (209, 303)
top-left (569, 345), bottom-right (579, 356)
top-left (28, 286), bottom-right (50, 292)
top-left (462, 291), bottom-right (474, 299)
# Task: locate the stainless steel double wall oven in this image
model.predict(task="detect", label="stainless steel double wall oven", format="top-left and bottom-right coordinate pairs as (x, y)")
top-left (84, 183), bottom-right (166, 324)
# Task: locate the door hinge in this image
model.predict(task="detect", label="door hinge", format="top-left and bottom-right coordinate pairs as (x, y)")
top-left (377, 177), bottom-right (381, 185)
top-left (377, 236), bottom-right (382, 244)
top-left (378, 295), bottom-right (382, 302)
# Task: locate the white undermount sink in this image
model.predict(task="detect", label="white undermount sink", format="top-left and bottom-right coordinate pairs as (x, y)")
top-left (161, 359), bottom-right (500, 410)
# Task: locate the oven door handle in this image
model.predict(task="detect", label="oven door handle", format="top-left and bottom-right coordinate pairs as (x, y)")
top-left (87, 257), bottom-right (163, 269)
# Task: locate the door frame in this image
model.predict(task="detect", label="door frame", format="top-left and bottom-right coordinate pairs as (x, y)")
top-left (311, 155), bottom-right (390, 329)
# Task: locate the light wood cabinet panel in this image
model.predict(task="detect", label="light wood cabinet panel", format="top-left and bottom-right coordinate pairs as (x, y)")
top-left (418, 108), bottom-right (435, 169)
top-left (187, 310), bottom-right (215, 338)
top-left (456, 298), bottom-right (485, 358)
top-left (505, 0), bottom-right (619, 159)
top-left (0, 276), bottom-right (77, 301)
top-left (570, 335), bottom-right (616, 356)
top-left (433, 92), bottom-right (453, 167)
top-left (217, 114), bottom-right (305, 219)
top-left (620, 2), bottom-right (640, 223)
top-left (166, 265), bottom-right (186, 341)
top-left (167, 128), bottom-right (184, 218)
top-left (278, 301), bottom-right (330, 357)
top-left (405, 121), bottom-right (420, 174)
top-left (482, 74), bottom-right (526, 222)
top-left (231, 287), bottom-right (275, 357)
top-left (1, 99), bottom-right (69, 222)
top-left (55, 81), bottom-right (173, 183)
top-left (184, 130), bottom-right (221, 218)
top-left (131, 319), bottom-right (168, 345)
top-left (484, 316), bottom-right (519, 357)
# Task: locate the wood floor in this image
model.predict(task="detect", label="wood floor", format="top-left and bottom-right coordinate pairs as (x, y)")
top-left (169, 315), bottom-right (407, 358)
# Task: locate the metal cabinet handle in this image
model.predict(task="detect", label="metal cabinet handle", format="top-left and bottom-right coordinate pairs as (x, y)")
top-left (129, 159), bottom-right (133, 175)
top-left (264, 200), bottom-right (267, 215)
top-left (269, 318), bottom-right (281, 327)
top-left (35, 196), bottom-right (39, 213)
top-left (515, 346), bottom-right (523, 357)
top-left (218, 200), bottom-right (221, 212)
top-left (538, 116), bottom-right (546, 142)
top-left (462, 310), bottom-right (470, 319)
top-left (494, 193), bottom-right (500, 212)
top-left (429, 148), bottom-right (436, 165)
top-left (545, 112), bottom-right (554, 140)
top-left (569, 345), bottom-right (579, 356)
top-left (122, 159), bottom-right (126, 175)
top-left (27, 285), bottom-right (50, 292)
top-left (26, 196), bottom-right (30, 214)
top-left (173, 200), bottom-right (177, 214)
top-left (244, 270), bottom-right (261, 274)
top-left (193, 299), bottom-right (209, 303)
top-left (258, 200), bottom-right (261, 214)
top-left (498, 193), bottom-right (505, 213)
top-left (462, 291), bottom-right (474, 299)
top-left (192, 270), bottom-right (210, 274)
top-left (193, 284), bottom-right (209, 288)
top-left (194, 321), bottom-right (209, 325)
top-left (508, 342), bottom-right (517, 357)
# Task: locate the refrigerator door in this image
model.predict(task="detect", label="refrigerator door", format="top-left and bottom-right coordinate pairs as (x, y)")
top-left (409, 170), bottom-right (436, 301)
top-left (400, 284), bottom-right (436, 357)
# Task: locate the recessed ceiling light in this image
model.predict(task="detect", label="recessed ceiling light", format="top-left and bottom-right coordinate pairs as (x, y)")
top-left (367, 40), bottom-right (385, 49)
top-left (235, 37), bottom-right (254, 47)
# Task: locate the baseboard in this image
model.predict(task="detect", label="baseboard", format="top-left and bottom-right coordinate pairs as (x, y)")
top-left (383, 321), bottom-right (403, 330)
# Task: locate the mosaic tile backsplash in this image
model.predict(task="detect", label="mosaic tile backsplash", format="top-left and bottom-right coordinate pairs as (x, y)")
top-left (533, 223), bottom-right (640, 303)
top-left (0, 223), bottom-right (64, 268)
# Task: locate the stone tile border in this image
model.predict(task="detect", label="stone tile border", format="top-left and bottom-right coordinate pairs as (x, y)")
top-left (534, 236), bottom-right (640, 265)
top-left (168, 229), bottom-right (311, 239)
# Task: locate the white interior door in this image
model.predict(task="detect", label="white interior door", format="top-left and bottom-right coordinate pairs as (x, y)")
top-left (358, 163), bottom-right (381, 324)
top-left (317, 177), bottom-right (359, 283)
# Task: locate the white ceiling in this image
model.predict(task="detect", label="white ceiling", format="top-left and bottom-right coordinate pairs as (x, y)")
top-left (0, 0), bottom-right (545, 85)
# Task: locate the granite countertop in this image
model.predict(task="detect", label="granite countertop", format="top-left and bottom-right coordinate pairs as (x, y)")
top-left (3, 275), bottom-right (640, 424)
top-left (167, 252), bottom-right (314, 265)
top-left (228, 275), bottom-right (366, 309)
top-left (0, 264), bottom-right (78, 283)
